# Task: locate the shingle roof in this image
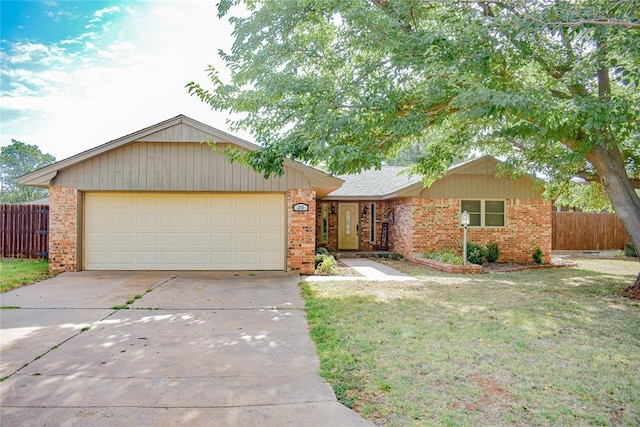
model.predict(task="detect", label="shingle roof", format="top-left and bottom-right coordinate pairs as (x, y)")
top-left (328, 166), bottom-right (422, 198)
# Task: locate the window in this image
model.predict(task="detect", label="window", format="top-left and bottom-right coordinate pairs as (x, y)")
top-left (320, 203), bottom-right (328, 243)
top-left (369, 203), bottom-right (376, 243)
top-left (461, 200), bottom-right (505, 227)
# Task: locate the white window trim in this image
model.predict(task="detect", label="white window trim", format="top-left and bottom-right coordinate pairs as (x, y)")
top-left (461, 199), bottom-right (506, 228)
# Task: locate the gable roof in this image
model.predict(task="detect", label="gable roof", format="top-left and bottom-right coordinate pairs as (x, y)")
top-left (324, 155), bottom-right (540, 200)
top-left (18, 114), bottom-right (342, 196)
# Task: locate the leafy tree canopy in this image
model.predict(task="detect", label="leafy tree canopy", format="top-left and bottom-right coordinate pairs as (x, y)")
top-left (0, 140), bottom-right (56, 203)
top-left (188, 0), bottom-right (640, 284)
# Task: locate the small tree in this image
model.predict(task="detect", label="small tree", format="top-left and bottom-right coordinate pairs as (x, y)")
top-left (0, 140), bottom-right (56, 203)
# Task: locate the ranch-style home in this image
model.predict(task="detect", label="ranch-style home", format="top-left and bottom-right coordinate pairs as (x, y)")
top-left (19, 115), bottom-right (551, 275)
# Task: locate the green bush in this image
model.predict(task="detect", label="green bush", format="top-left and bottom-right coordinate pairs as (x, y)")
top-left (423, 250), bottom-right (463, 265)
top-left (373, 253), bottom-right (403, 260)
top-left (624, 242), bottom-right (637, 257)
top-left (316, 254), bottom-right (339, 275)
top-left (466, 242), bottom-right (487, 265)
top-left (486, 242), bottom-right (500, 263)
top-left (316, 246), bottom-right (330, 256)
top-left (532, 247), bottom-right (544, 264)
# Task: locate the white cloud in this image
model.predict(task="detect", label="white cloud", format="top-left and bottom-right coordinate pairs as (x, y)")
top-left (90, 6), bottom-right (120, 23)
top-left (1, 1), bottom-right (250, 160)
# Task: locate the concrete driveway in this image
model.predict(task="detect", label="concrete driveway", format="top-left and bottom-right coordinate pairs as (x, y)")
top-left (0, 271), bottom-right (370, 426)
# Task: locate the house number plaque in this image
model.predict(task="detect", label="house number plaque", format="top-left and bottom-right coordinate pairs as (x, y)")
top-left (293, 203), bottom-right (309, 212)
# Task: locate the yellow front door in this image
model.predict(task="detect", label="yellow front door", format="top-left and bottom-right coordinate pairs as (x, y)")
top-left (338, 203), bottom-right (359, 250)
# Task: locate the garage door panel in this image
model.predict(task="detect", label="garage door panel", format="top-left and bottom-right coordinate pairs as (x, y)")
top-left (136, 251), bottom-right (160, 264)
top-left (237, 213), bottom-right (258, 227)
top-left (211, 214), bottom-right (233, 227)
top-left (236, 232), bottom-right (257, 246)
top-left (136, 195), bottom-right (161, 209)
top-left (112, 251), bottom-right (135, 264)
top-left (186, 233), bottom-right (208, 246)
top-left (186, 213), bottom-right (208, 227)
top-left (112, 233), bottom-right (134, 245)
top-left (186, 251), bottom-right (208, 264)
top-left (135, 213), bottom-right (159, 228)
top-left (85, 193), bottom-right (285, 270)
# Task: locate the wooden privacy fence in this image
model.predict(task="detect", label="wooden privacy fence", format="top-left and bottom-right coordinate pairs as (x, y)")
top-left (552, 212), bottom-right (630, 250)
top-left (1, 204), bottom-right (49, 258)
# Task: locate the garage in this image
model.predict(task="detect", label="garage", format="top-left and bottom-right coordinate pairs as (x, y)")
top-left (84, 192), bottom-right (285, 270)
top-left (19, 115), bottom-right (341, 274)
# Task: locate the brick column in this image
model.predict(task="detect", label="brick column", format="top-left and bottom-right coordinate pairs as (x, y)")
top-left (49, 186), bottom-right (79, 273)
top-left (287, 188), bottom-right (316, 275)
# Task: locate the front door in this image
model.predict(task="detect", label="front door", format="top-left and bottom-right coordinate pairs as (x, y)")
top-left (338, 203), bottom-right (359, 250)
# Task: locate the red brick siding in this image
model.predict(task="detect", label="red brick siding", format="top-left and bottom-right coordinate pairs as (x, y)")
top-left (406, 197), bottom-right (552, 263)
top-left (388, 199), bottom-right (414, 256)
top-left (49, 186), bottom-right (79, 273)
top-left (287, 189), bottom-right (316, 275)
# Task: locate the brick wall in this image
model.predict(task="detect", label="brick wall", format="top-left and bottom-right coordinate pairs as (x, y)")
top-left (287, 189), bottom-right (316, 275)
top-left (398, 197), bottom-right (552, 263)
top-left (49, 186), bottom-right (79, 273)
top-left (388, 199), bottom-right (414, 256)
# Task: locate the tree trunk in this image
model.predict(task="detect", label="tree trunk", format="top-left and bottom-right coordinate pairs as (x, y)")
top-left (584, 144), bottom-right (640, 297)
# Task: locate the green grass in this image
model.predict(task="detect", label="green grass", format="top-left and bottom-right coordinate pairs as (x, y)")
top-left (0, 259), bottom-right (50, 293)
top-left (302, 258), bottom-right (640, 426)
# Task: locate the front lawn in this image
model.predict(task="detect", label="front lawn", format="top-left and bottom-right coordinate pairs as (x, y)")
top-left (302, 258), bottom-right (640, 426)
top-left (0, 259), bottom-right (50, 293)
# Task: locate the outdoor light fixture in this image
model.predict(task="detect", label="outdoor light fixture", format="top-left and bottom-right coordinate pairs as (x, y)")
top-left (461, 210), bottom-right (470, 265)
top-left (331, 203), bottom-right (336, 215)
top-left (362, 206), bottom-right (368, 215)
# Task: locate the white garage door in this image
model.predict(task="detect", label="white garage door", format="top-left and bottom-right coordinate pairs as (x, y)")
top-left (84, 193), bottom-right (285, 270)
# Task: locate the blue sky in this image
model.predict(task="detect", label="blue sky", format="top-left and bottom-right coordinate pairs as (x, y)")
top-left (1, 1), bottom-right (243, 160)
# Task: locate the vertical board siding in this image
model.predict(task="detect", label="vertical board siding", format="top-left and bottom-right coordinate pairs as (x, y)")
top-left (1, 204), bottom-right (49, 258)
top-left (552, 212), bottom-right (631, 250)
top-left (420, 174), bottom-right (540, 199)
top-left (54, 141), bottom-right (311, 192)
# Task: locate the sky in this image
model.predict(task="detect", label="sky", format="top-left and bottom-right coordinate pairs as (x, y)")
top-left (1, 0), bottom-right (247, 161)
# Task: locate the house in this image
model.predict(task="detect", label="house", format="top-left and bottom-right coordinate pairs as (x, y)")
top-left (317, 157), bottom-right (552, 264)
top-left (19, 115), bottom-right (552, 275)
top-left (19, 115), bottom-right (342, 275)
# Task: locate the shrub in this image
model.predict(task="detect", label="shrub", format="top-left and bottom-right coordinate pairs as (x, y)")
top-left (316, 246), bottom-right (330, 256)
top-left (466, 242), bottom-right (487, 265)
top-left (485, 242), bottom-right (500, 263)
top-left (316, 254), bottom-right (339, 275)
top-left (532, 247), bottom-right (544, 264)
top-left (623, 242), bottom-right (637, 257)
top-left (373, 253), bottom-right (403, 260)
top-left (423, 250), bottom-right (463, 265)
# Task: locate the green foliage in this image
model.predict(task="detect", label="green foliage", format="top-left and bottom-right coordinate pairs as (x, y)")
top-left (373, 252), bottom-right (403, 260)
top-left (624, 242), bottom-right (638, 257)
top-left (316, 246), bottom-right (330, 256)
top-left (532, 247), bottom-right (544, 264)
top-left (0, 140), bottom-right (56, 203)
top-left (466, 242), bottom-right (487, 265)
top-left (190, 0), bottom-right (640, 249)
top-left (423, 250), bottom-right (463, 265)
top-left (315, 254), bottom-right (339, 275)
top-left (486, 242), bottom-right (500, 263)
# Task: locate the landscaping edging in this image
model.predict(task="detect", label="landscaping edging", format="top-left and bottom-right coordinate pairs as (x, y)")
top-left (412, 254), bottom-right (577, 274)
top-left (412, 255), bottom-right (483, 274)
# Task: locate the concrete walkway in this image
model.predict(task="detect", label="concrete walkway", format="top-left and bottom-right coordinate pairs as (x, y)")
top-left (305, 258), bottom-right (416, 282)
top-left (0, 271), bottom-right (371, 426)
